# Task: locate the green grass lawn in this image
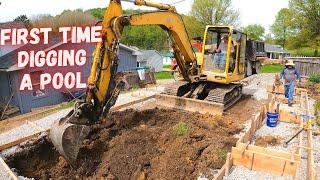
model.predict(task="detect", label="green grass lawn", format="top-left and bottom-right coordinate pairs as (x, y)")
top-left (261, 64), bottom-right (283, 73)
top-left (155, 71), bottom-right (173, 79)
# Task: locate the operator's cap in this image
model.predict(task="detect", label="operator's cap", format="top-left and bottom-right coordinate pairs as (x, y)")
top-left (285, 60), bottom-right (295, 66)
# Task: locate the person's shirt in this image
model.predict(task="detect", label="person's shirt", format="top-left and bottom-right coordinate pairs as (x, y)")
top-left (217, 41), bottom-right (234, 53)
top-left (280, 67), bottom-right (301, 84)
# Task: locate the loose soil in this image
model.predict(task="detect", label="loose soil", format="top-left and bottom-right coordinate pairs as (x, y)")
top-left (255, 135), bottom-right (282, 147)
top-left (7, 97), bottom-right (262, 180)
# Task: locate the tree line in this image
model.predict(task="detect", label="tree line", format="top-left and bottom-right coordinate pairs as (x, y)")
top-left (12, 0), bottom-right (319, 56)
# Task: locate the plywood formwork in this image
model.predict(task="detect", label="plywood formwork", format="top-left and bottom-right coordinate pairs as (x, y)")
top-left (231, 143), bottom-right (300, 177)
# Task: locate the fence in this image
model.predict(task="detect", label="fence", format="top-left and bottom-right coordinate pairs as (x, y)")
top-left (284, 57), bottom-right (320, 77)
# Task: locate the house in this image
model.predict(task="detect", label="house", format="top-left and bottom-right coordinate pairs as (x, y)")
top-left (265, 44), bottom-right (290, 60)
top-left (0, 36), bottom-right (140, 114)
top-left (161, 52), bottom-right (174, 65)
top-left (137, 50), bottom-right (163, 72)
top-left (0, 22), bottom-right (26, 57)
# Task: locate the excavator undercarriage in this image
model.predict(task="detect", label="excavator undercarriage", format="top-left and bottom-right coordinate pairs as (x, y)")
top-left (163, 81), bottom-right (242, 111)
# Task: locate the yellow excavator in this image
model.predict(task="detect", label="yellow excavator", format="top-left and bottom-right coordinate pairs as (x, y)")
top-left (50, 0), bottom-right (264, 163)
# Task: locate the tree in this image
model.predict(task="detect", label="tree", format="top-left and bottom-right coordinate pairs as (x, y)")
top-left (191, 0), bottom-right (240, 26)
top-left (264, 33), bottom-right (275, 44)
top-left (14, 15), bottom-right (31, 28)
top-left (32, 10), bottom-right (97, 34)
top-left (182, 15), bottom-right (205, 40)
top-left (242, 24), bottom-right (265, 40)
top-left (270, 8), bottom-right (294, 48)
top-left (289, 0), bottom-right (320, 55)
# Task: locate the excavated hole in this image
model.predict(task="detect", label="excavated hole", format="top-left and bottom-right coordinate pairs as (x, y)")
top-left (6, 97), bottom-right (261, 179)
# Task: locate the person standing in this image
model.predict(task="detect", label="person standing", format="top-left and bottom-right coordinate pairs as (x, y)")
top-left (280, 60), bottom-right (301, 106)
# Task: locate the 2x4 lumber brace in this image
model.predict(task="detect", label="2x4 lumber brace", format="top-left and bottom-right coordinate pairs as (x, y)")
top-left (304, 92), bottom-right (316, 180)
top-left (0, 157), bottom-right (18, 180)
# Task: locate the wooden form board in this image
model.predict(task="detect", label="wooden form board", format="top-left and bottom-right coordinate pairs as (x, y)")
top-left (237, 105), bottom-right (267, 144)
top-left (0, 157), bottom-right (18, 180)
top-left (267, 85), bottom-right (307, 96)
top-left (231, 143), bottom-right (300, 177)
top-left (303, 91), bottom-right (316, 180)
top-left (213, 153), bottom-right (233, 180)
top-left (278, 109), bottom-right (301, 124)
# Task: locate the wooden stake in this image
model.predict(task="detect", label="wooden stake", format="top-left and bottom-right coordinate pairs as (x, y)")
top-left (225, 153), bottom-right (231, 176)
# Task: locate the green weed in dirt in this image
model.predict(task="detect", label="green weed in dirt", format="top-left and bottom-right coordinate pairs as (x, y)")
top-left (174, 122), bottom-right (188, 136)
top-left (217, 149), bottom-right (228, 160)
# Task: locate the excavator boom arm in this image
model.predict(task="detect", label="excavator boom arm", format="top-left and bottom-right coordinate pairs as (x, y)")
top-left (87, 0), bottom-right (198, 119)
top-left (49, 0), bottom-right (199, 163)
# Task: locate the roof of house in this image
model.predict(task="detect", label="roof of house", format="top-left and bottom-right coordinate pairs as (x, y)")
top-left (0, 40), bottom-right (141, 72)
top-left (119, 44), bottom-right (142, 56)
top-left (0, 21), bottom-right (25, 29)
top-left (161, 52), bottom-right (174, 58)
top-left (0, 37), bottom-right (63, 71)
top-left (265, 44), bottom-right (289, 54)
top-left (137, 50), bottom-right (162, 62)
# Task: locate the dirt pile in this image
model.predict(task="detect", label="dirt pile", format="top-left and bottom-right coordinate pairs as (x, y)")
top-left (255, 135), bottom-right (282, 147)
top-left (7, 108), bottom-right (242, 179)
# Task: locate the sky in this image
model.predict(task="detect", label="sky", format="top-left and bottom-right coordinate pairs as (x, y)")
top-left (0, 0), bottom-right (288, 32)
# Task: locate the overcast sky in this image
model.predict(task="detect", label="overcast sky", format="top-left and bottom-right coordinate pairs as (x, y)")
top-left (0, 0), bottom-right (288, 32)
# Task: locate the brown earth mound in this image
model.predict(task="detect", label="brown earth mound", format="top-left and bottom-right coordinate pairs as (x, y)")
top-left (7, 108), bottom-right (242, 179)
top-left (255, 135), bottom-right (282, 147)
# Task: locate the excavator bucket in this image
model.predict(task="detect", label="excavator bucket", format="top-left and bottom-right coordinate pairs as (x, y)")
top-left (49, 112), bottom-right (90, 163)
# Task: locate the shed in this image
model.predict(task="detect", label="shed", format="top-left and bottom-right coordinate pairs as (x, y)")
top-left (161, 52), bottom-right (174, 65)
top-left (265, 44), bottom-right (290, 60)
top-left (0, 37), bottom-right (140, 114)
top-left (137, 50), bottom-right (163, 72)
top-left (118, 44), bottom-right (142, 72)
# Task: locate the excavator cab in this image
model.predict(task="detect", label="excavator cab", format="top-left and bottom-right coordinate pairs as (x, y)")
top-left (200, 26), bottom-right (247, 84)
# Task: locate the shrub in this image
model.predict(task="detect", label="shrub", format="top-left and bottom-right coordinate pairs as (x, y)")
top-left (309, 74), bottom-right (320, 84)
top-left (174, 122), bottom-right (188, 136)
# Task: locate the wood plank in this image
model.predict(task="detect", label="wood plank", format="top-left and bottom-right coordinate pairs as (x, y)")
top-left (110, 95), bottom-right (155, 112)
top-left (0, 157), bottom-right (18, 180)
top-left (267, 85), bottom-right (285, 94)
top-left (251, 152), bottom-right (286, 176)
top-left (246, 144), bottom-right (300, 161)
top-left (232, 146), bottom-right (300, 177)
top-left (231, 147), bottom-right (254, 169)
top-left (279, 109), bottom-right (301, 124)
top-left (213, 162), bottom-right (227, 180)
top-left (0, 130), bottom-right (49, 151)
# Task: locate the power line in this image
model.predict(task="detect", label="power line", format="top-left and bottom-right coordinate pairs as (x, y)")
top-left (170, 0), bottom-right (187, 5)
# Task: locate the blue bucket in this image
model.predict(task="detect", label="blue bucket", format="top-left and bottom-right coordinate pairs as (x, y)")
top-left (266, 112), bottom-right (279, 127)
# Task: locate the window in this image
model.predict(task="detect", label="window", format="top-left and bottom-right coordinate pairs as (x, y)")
top-left (30, 71), bottom-right (46, 97)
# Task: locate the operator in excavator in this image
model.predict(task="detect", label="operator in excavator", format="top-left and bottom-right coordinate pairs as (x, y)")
top-left (214, 34), bottom-right (234, 71)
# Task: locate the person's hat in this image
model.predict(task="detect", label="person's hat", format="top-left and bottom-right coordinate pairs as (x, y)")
top-left (285, 60), bottom-right (295, 66)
